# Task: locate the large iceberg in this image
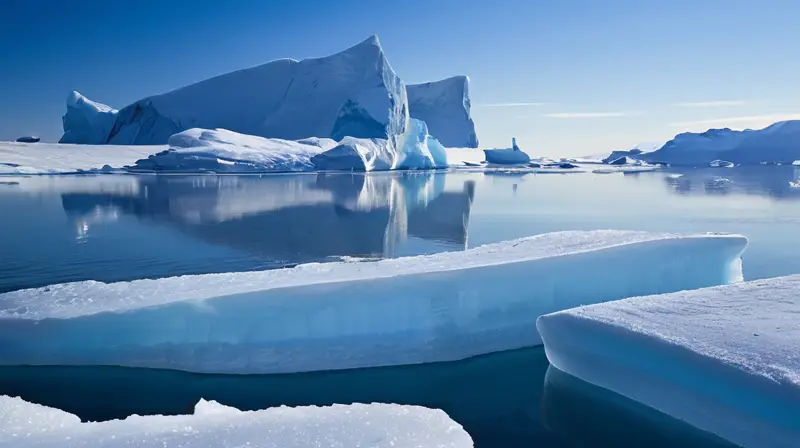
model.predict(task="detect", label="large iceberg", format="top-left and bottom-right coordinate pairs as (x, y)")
top-left (0, 230), bottom-right (746, 374)
top-left (483, 138), bottom-right (531, 165)
top-left (132, 128), bottom-right (337, 173)
top-left (104, 36), bottom-right (407, 145)
top-left (0, 396), bottom-right (471, 448)
top-left (644, 120), bottom-right (800, 166)
top-left (407, 76), bottom-right (479, 148)
top-left (59, 91), bottom-right (119, 145)
top-left (537, 275), bottom-right (800, 448)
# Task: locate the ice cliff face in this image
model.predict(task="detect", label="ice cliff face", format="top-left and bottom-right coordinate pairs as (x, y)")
top-left (407, 76), bottom-right (479, 148)
top-left (106, 35), bottom-right (408, 145)
top-left (58, 91), bottom-right (118, 144)
top-left (644, 121), bottom-right (800, 165)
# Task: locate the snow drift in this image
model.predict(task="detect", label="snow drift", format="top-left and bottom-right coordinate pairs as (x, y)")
top-left (0, 396), bottom-right (472, 448)
top-left (0, 230), bottom-right (746, 374)
top-left (59, 91), bottom-right (118, 145)
top-left (104, 36), bottom-right (408, 145)
top-left (407, 76), bottom-right (478, 148)
top-left (537, 275), bottom-right (800, 448)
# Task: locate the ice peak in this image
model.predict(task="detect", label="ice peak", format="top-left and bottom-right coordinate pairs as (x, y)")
top-left (66, 90), bottom-right (85, 108)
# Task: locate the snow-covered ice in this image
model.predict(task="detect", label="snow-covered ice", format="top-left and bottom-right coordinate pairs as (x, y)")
top-left (59, 91), bottom-right (119, 145)
top-left (0, 141), bottom-right (162, 175)
top-left (105, 36), bottom-right (407, 145)
top-left (0, 231), bottom-right (746, 374)
top-left (407, 76), bottom-right (479, 148)
top-left (483, 138), bottom-right (531, 165)
top-left (0, 396), bottom-right (472, 448)
top-left (537, 275), bottom-right (800, 448)
top-left (133, 128), bottom-right (337, 173)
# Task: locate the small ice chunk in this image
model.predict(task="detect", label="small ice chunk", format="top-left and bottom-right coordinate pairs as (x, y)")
top-left (15, 136), bottom-right (40, 143)
top-left (0, 396), bottom-right (472, 448)
top-left (709, 159), bottom-right (735, 168)
top-left (537, 275), bottom-right (800, 448)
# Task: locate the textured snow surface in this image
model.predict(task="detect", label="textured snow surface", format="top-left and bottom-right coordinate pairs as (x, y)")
top-left (59, 91), bottom-right (119, 145)
top-left (133, 128), bottom-right (337, 173)
top-left (106, 36), bottom-right (408, 145)
top-left (0, 141), bottom-right (162, 174)
top-left (0, 231), bottom-right (746, 374)
top-left (407, 76), bottom-right (478, 148)
top-left (0, 396), bottom-right (472, 448)
top-left (646, 120), bottom-right (800, 165)
top-left (538, 275), bottom-right (800, 448)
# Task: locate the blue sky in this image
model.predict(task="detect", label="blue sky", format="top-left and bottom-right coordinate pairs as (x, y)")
top-left (1, 0), bottom-right (799, 156)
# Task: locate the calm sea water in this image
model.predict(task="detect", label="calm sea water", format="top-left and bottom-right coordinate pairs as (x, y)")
top-left (1, 166), bottom-right (798, 446)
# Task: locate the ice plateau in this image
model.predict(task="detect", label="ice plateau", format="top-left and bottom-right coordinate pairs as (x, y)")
top-left (0, 396), bottom-right (472, 448)
top-left (98, 36), bottom-right (407, 145)
top-left (59, 91), bottom-right (119, 145)
top-left (537, 275), bottom-right (800, 448)
top-left (407, 76), bottom-right (479, 148)
top-left (0, 230), bottom-right (746, 374)
top-left (0, 141), bottom-right (162, 175)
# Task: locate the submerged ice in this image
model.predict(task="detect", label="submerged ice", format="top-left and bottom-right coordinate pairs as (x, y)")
top-left (0, 231), bottom-right (746, 374)
top-left (537, 275), bottom-right (800, 448)
top-left (0, 396), bottom-right (472, 448)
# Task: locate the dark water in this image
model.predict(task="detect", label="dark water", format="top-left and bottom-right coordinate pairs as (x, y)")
top-left (1, 166), bottom-right (797, 445)
top-left (0, 348), bottom-right (735, 447)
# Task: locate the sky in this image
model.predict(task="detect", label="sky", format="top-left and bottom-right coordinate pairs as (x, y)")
top-left (1, 0), bottom-right (799, 157)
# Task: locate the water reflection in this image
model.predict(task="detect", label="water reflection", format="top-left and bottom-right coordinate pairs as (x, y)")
top-left (541, 366), bottom-right (738, 447)
top-left (60, 173), bottom-right (476, 262)
top-left (662, 165), bottom-right (800, 199)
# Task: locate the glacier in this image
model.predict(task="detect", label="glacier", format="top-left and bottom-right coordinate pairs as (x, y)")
top-left (0, 230), bottom-right (746, 374)
top-left (537, 275), bottom-right (800, 448)
top-left (59, 91), bottom-right (119, 145)
top-left (0, 396), bottom-right (472, 448)
top-left (483, 138), bottom-right (531, 165)
top-left (101, 36), bottom-right (408, 146)
top-left (644, 120), bottom-right (800, 166)
top-left (407, 76), bottom-right (479, 148)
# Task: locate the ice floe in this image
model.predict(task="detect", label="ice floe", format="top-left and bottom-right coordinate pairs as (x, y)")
top-left (537, 274), bottom-right (800, 448)
top-left (0, 230), bottom-right (746, 374)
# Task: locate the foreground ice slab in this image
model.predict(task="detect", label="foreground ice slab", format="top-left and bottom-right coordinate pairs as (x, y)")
top-left (0, 396), bottom-right (471, 448)
top-left (0, 141), bottom-right (162, 175)
top-left (0, 230), bottom-right (746, 374)
top-left (407, 76), bottom-right (479, 148)
top-left (537, 275), bottom-right (800, 448)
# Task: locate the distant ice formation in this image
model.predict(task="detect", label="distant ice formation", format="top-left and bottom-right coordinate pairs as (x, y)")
top-left (709, 159), bottom-right (734, 168)
top-left (0, 141), bottom-right (162, 175)
top-left (538, 274), bottom-right (800, 448)
top-left (483, 138), bottom-right (531, 164)
top-left (0, 396), bottom-right (472, 448)
top-left (59, 91), bottom-right (118, 145)
top-left (0, 230), bottom-right (746, 374)
top-left (15, 136), bottom-right (39, 143)
top-left (407, 76), bottom-right (478, 148)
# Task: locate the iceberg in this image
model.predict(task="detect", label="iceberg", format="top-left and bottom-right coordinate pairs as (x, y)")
top-left (709, 159), bottom-right (734, 168)
top-left (132, 128), bottom-right (337, 173)
top-left (644, 120), bottom-right (800, 166)
top-left (105, 36), bottom-right (408, 145)
top-left (607, 156), bottom-right (637, 165)
top-left (537, 275), bottom-right (800, 448)
top-left (312, 118), bottom-right (447, 171)
top-left (15, 136), bottom-right (39, 143)
top-left (483, 138), bottom-right (531, 165)
top-left (59, 91), bottom-right (118, 145)
top-left (0, 230), bottom-right (746, 374)
top-left (407, 76), bottom-right (479, 148)
top-left (0, 396), bottom-right (472, 448)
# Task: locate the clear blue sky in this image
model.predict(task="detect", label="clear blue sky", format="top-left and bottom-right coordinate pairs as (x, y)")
top-left (2, 0), bottom-right (799, 156)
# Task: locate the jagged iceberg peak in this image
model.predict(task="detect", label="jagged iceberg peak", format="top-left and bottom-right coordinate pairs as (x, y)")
top-left (59, 91), bottom-right (118, 144)
top-left (407, 75), bottom-right (479, 148)
top-left (106, 35), bottom-right (408, 146)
